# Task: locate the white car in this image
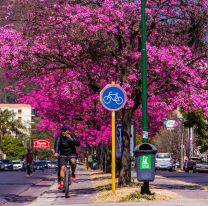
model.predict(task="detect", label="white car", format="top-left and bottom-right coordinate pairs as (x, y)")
top-left (12, 160), bottom-right (23, 171)
top-left (155, 153), bottom-right (176, 171)
top-left (47, 160), bottom-right (58, 169)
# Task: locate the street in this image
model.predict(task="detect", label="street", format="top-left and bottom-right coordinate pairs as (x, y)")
top-left (0, 169), bottom-right (56, 206)
top-left (1, 166), bottom-right (208, 206)
top-left (153, 170), bottom-right (208, 200)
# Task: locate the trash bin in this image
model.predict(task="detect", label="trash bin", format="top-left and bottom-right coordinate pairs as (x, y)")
top-left (134, 143), bottom-right (157, 181)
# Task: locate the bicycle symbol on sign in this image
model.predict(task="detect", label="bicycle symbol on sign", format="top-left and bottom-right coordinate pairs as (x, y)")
top-left (103, 92), bottom-right (124, 105)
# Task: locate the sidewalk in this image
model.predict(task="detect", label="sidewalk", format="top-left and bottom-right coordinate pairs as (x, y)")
top-left (30, 165), bottom-right (96, 206)
top-left (30, 166), bottom-right (208, 206)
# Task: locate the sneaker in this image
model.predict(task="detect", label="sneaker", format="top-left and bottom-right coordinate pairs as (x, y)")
top-left (71, 175), bottom-right (78, 183)
top-left (58, 183), bottom-right (64, 190)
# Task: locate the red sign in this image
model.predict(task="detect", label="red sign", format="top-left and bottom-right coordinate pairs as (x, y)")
top-left (33, 139), bottom-right (51, 149)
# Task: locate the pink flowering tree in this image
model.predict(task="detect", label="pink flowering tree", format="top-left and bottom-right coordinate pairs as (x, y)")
top-left (0, 0), bottom-right (208, 185)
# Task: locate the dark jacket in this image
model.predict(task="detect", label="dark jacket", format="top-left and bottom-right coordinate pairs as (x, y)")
top-left (54, 133), bottom-right (80, 156)
top-left (25, 152), bottom-right (33, 164)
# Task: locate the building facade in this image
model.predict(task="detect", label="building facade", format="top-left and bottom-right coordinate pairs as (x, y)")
top-left (0, 104), bottom-right (32, 146)
top-left (0, 104), bottom-right (32, 128)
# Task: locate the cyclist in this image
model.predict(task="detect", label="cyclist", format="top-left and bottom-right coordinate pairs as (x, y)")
top-left (54, 125), bottom-right (80, 190)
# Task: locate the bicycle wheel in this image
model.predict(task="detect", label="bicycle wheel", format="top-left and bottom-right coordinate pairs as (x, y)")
top-left (103, 96), bottom-right (111, 104)
top-left (64, 168), bottom-right (70, 198)
top-left (115, 97), bottom-right (123, 105)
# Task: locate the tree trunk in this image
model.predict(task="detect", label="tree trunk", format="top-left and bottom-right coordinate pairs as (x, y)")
top-left (118, 109), bottom-right (133, 186)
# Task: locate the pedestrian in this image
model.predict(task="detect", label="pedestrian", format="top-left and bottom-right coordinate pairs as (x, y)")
top-left (25, 149), bottom-right (33, 177)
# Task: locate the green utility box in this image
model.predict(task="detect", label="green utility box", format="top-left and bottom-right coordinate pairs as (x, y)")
top-left (134, 143), bottom-right (157, 181)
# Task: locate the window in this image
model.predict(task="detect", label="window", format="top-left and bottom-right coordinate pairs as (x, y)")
top-left (32, 109), bottom-right (37, 117)
top-left (156, 154), bottom-right (171, 159)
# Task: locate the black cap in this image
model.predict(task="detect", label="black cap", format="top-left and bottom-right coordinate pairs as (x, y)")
top-left (60, 125), bottom-right (69, 132)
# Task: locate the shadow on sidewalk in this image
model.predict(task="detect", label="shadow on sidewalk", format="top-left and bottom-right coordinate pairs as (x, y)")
top-left (154, 184), bottom-right (204, 190)
top-left (4, 194), bottom-right (37, 203)
top-left (0, 183), bottom-right (33, 186)
top-left (76, 178), bottom-right (92, 182)
top-left (31, 184), bottom-right (51, 188)
top-left (46, 187), bottom-right (96, 196)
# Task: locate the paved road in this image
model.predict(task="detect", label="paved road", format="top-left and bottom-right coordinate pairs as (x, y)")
top-left (1, 167), bottom-right (208, 206)
top-left (0, 169), bottom-right (56, 206)
top-left (155, 170), bottom-right (208, 186)
top-left (153, 170), bottom-right (208, 200)
top-left (132, 170), bottom-right (208, 205)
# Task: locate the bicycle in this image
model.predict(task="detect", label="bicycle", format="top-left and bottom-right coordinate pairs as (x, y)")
top-left (103, 92), bottom-right (123, 105)
top-left (59, 155), bottom-right (76, 198)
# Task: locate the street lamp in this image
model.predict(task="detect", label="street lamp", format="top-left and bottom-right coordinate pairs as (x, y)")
top-left (141, 0), bottom-right (148, 144)
top-left (141, 0), bottom-right (149, 195)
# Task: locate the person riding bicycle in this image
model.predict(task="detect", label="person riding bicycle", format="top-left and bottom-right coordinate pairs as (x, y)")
top-left (54, 125), bottom-right (80, 190)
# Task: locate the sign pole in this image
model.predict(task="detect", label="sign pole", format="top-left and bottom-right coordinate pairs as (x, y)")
top-left (111, 81), bottom-right (116, 193)
top-left (100, 81), bottom-right (127, 193)
top-left (112, 110), bottom-right (116, 193)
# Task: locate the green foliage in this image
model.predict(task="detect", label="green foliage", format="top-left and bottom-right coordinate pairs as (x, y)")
top-left (183, 110), bottom-right (205, 128)
top-left (0, 109), bottom-right (26, 157)
top-left (33, 149), bottom-right (52, 160)
top-left (183, 110), bottom-right (208, 152)
top-left (2, 136), bottom-right (26, 160)
top-left (135, 135), bottom-right (143, 145)
top-left (121, 191), bottom-right (155, 202)
top-left (31, 119), bottom-right (54, 160)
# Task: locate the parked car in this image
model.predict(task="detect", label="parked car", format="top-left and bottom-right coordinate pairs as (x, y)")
top-left (184, 157), bottom-right (202, 172)
top-left (193, 161), bottom-right (208, 173)
top-left (47, 160), bottom-right (58, 169)
top-left (1, 159), bottom-right (13, 171)
top-left (33, 160), bottom-right (45, 171)
top-left (0, 160), bottom-right (5, 171)
top-left (12, 160), bottom-right (23, 171)
top-left (155, 153), bottom-right (176, 171)
top-left (40, 160), bottom-right (49, 169)
top-left (21, 161), bottom-right (27, 171)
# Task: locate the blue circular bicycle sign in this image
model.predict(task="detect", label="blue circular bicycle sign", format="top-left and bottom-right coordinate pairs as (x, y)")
top-left (100, 84), bottom-right (127, 111)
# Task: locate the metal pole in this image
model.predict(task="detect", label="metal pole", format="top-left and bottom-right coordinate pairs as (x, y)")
top-left (141, 0), bottom-right (148, 143)
top-left (111, 81), bottom-right (116, 193)
top-left (180, 123), bottom-right (184, 170)
top-left (190, 127), bottom-right (193, 158)
top-left (141, 0), bottom-right (150, 194)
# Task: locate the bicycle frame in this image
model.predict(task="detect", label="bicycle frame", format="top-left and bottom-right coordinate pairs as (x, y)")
top-left (64, 160), bottom-right (71, 198)
top-left (59, 155), bottom-right (76, 198)
top-left (103, 92), bottom-right (123, 105)
top-left (107, 92), bottom-right (119, 101)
